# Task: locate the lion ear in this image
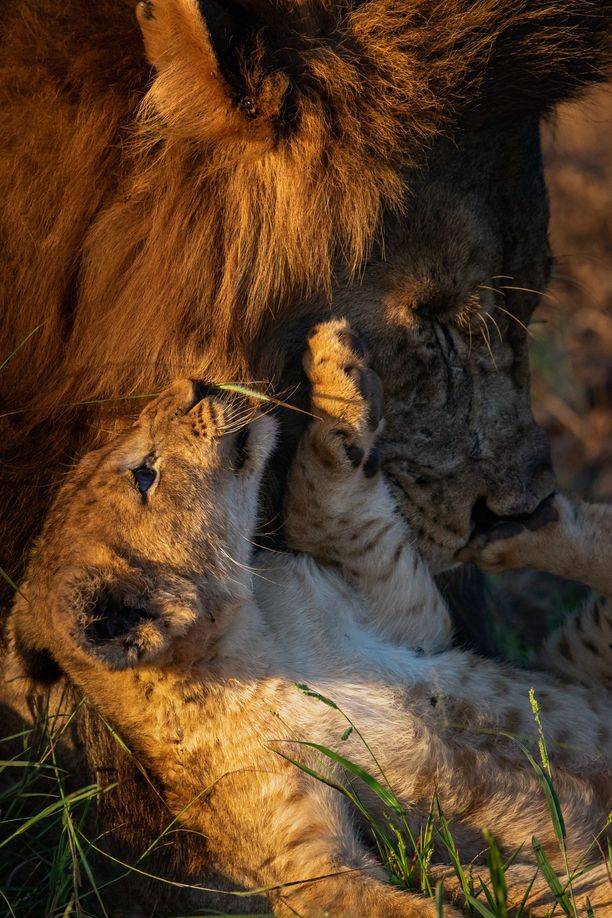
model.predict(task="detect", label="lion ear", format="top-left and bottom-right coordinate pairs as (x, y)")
top-left (137, 0), bottom-right (289, 148)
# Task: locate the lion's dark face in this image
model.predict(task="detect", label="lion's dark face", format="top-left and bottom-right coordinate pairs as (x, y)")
top-left (1, 0), bottom-right (610, 595)
top-left (303, 119), bottom-right (556, 571)
top-left (130, 0), bottom-right (602, 573)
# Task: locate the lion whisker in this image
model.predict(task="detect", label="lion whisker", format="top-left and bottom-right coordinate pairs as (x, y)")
top-left (218, 542), bottom-right (277, 585)
top-left (479, 283), bottom-right (507, 299)
top-left (476, 313), bottom-right (497, 369)
top-left (485, 310), bottom-right (504, 345)
top-left (240, 533), bottom-right (285, 555)
top-left (493, 304), bottom-right (534, 339)
top-left (497, 284), bottom-right (561, 306)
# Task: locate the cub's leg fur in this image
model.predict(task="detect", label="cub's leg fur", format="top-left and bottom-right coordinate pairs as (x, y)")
top-left (429, 861), bottom-right (612, 917)
top-left (282, 329), bottom-right (611, 875)
top-left (459, 494), bottom-right (612, 689)
top-left (284, 318), bottom-right (453, 653)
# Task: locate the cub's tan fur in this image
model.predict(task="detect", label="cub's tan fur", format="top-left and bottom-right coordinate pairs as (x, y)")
top-left (11, 321), bottom-right (612, 916)
top-left (2, 0), bottom-right (612, 586)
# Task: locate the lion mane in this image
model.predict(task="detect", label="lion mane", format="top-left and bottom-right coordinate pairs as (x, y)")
top-left (1, 0), bottom-right (611, 587)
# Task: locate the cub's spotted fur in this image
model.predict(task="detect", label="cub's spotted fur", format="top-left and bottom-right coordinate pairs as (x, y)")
top-left (10, 321), bottom-right (612, 916)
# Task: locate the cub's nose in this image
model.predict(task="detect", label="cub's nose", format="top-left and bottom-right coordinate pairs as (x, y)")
top-left (189, 379), bottom-right (216, 409)
top-left (188, 387), bottom-right (256, 442)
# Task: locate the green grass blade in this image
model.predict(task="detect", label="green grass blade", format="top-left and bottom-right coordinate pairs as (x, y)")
top-left (294, 684), bottom-right (393, 789)
top-left (514, 739), bottom-right (566, 849)
top-left (0, 888), bottom-right (16, 918)
top-left (273, 749), bottom-right (346, 794)
top-left (0, 567), bottom-right (27, 601)
top-left (436, 880), bottom-right (445, 917)
top-left (513, 870), bottom-right (539, 917)
top-left (0, 785), bottom-right (109, 849)
top-left (434, 796), bottom-right (473, 906)
top-left (285, 740), bottom-right (402, 813)
top-left (0, 324), bottom-right (44, 372)
top-left (484, 830), bottom-right (508, 916)
top-left (532, 836), bottom-right (572, 917)
top-left (464, 894), bottom-right (498, 918)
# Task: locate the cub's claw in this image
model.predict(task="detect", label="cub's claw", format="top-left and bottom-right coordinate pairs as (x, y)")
top-left (337, 330), bottom-right (366, 359)
top-left (363, 447), bottom-right (381, 479)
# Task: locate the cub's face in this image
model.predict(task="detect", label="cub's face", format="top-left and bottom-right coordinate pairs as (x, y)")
top-left (15, 382), bottom-right (276, 669)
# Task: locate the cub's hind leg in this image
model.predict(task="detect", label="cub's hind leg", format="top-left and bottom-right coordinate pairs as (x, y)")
top-left (536, 591), bottom-right (612, 689)
top-left (459, 493), bottom-right (612, 688)
top-left (284, 318), bottom-right (452, 652)
top-left (203, 760), bottom-right (462, 918)
top-left (429, 861), bottom-right (612, 917)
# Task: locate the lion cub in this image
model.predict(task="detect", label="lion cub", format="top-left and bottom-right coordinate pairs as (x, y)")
top-left (11, 321), bottom-right (612, 916)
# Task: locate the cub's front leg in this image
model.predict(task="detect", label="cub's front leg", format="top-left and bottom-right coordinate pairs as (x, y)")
top-left (459, 493), bottom-right (612, 688)
top-left (284, 319), bottom-right (452, 652)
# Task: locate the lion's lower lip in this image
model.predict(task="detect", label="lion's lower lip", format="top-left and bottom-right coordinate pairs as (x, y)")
top-left (468, 493), bottom-right (558, 543)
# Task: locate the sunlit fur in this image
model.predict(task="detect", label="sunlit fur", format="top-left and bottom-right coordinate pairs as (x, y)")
top-left (2, 4), bottom-right (612, 909)
top-left (9, 322), bottom-right (612, 916)
top-left (1, 0), bottom-right (611, 584)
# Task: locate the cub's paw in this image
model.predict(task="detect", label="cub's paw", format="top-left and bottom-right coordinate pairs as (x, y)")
top-left (66, 575), bottom-right (199, 670)
top-left (304, 319), bottom-right (383, 478)
top-left (456, 495), bottom-right (559, 572)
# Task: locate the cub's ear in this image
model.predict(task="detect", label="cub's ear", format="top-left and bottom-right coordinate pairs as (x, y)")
top-left (136, 0), bottom-right (290, 148)
top-left (74, 579), bottom-right (200, 670)
top-left (11, 566), bottom-right (200, 673)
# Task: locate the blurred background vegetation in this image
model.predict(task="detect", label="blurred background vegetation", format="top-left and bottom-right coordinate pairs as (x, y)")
top-left (538, 85), bottom-right (612, 501)
top-left (484, 84), bottom-right (612, 655)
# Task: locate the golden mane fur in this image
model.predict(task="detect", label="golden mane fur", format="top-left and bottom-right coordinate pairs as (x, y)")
top-left (0, 1), bottom-right (611, 582)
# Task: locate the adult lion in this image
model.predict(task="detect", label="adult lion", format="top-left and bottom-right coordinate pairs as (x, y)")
top-left (0, 0), bottom-right (611, 912)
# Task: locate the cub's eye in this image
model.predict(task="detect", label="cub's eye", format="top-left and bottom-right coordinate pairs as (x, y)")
top-left (133, 466), bottom-right (157, 495)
